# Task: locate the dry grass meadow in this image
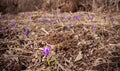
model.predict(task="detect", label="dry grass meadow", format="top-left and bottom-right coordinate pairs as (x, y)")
top-left (0, 0), bottom-right (120, 71)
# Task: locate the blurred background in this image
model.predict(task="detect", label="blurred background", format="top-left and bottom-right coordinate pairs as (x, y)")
top-left (0, 0), bottom-right (120, 14)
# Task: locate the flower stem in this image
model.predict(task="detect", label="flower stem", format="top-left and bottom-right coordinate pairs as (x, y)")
top-left (46, 58), bottom-right (51, 71)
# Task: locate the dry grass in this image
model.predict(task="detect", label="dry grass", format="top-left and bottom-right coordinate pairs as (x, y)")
top-left (0, 0), bottom-right (120, 71)
top-left (0, 11), bottom-right (120, 71)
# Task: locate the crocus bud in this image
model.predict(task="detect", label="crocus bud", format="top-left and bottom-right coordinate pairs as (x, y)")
top-left (43, 46), bottom-right (51, 57)
top-left (25, 29), bottom-right (30, 37)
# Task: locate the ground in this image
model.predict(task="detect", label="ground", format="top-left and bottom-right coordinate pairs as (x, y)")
top-left (0, 11), bottom-right (120, 71)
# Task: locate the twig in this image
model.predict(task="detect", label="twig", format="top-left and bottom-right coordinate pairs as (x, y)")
top-left (41, 28), bottom-right (49, 35)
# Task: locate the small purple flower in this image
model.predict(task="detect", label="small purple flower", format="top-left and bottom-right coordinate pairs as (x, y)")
top-left (54, 11), bottom-right (59, 15)
top-left (71, 16), bottom-right (75, 21)
top-left (90, 16), bottom-right (93, 22)
top-left (75, 16), bottom-right (80, 20)
top-left (8, 15), bottom-right (15, 19)
top-left (103, 16), bottom-right (106, 20)
top-left (71, 16), bottom-right (80, 21)
top-left (111, 18), bottom-right (114, 23)
top-left (43, 46), bottom-right (51, 57)
top-left (66, 24), bottom-right (71, 29)
top-left (11, 21), bottom-right (16, 30)
top-left (93, 25), bottom-right (97, 29)
top-left (62, 16), bottom-right (68, 20)
top-left (53, 19), bottom-right (58, 24)
top-left (11, 21), bottom-right (16, 26)
top-left (1, 28), bottom-right (5, 33)
top-left (28, 16), bottom-right (32, 19)
top-left (0, 17), bottom-right (4, 21)
top-left (40, 18), bottom-right (46, 24)
top-left (24, 29), bottom-right (30, 37)
top-left (11, 26), bottom-right (16, 30)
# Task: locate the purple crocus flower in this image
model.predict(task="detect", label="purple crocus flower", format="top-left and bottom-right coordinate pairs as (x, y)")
top-left (24, 29), bottom-right (29, 37)
top-left (43, 46), bottom-right (51, 57)
top-left (111, 18), bottom-right (114, 23)
top-left (71, 16), bottom-right (75, 21)
top-left (54, 11), bottom-right (59, 15)
top-left (11, 21), bottom-right (16, 30)
top-left (93, 25), bottom-right (97, 29)
top-left (103, 16), bottom-right (106, 20)
top-left (1, 28), bottom-right (5, 33)
top-left (53, 19), bottom-right (58, 24)
top-left (11, 21), bottom-right (16, 26)
top-left (71, 16), bottom-right (80, 21)
top-left (62, 16), bottom-right (68, 20)
top-left (8, 15), bottom-right (15, 19)
top-left (66, 24), bottom-right (71, 29)
top-left (0, 17), bottom-right (4, 21)
top-left (90, 16), bottom-right (93, 22)
top-left (28, 16), bottom-right (32, 19)
top-left (75, 16), bottom-right (80, 20)
top-left (40, 18), bottom-right (46, 24)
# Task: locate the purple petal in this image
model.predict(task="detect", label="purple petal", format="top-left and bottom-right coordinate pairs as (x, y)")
top-left (40, 19), bottom-right (46, 24)
top-left (46, 18), bottom-right (51, 22)
top-left (29, 16), bottom-right (32, 19)
top-left (90, 16), bottom-right (93, 22)
top-left (43, 47), bottom-right (46, 52)
top-left (11, 21), bottom-right (16, 26)
top-left (11, 26), bottom-right (16, 30)
top-left (66, 25), bottom-right (71, 29)
top-left (71, 16), bottom-right (75, 21)
top-left (1, 28), bottom-right (5, 33)
top-left (75, 16), bottom-right (80, 20)
top-left (52, 19), bottom-right (58, 24)
top-left (43, 47), bottom-right (48, 55)
top-left (25, 29), bottom-right (29, 36)
top-left (47, 46), bottom-right (51, 51)
top-left (53, 12), bottom-right (59, 15)
top-left (93, 25), bottom-right (97, 29)
top-left (103, 16), bottom-right (106, 20)
top-left (0, 17), bottom-right (4, 21)
top-left (62, 16), bottom-right (68, 20)
top-left (111, 18), bottom-right (114, 23)
top-left (43, 46), bottom-right (51, 57)
top-left (8, 15), bottom-right (15, 19)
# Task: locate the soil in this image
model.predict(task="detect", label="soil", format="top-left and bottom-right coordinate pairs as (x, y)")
top-left (0, 11), bottom-right (120, 71)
